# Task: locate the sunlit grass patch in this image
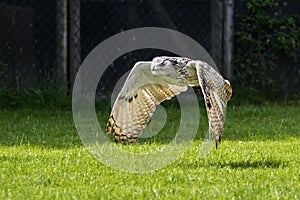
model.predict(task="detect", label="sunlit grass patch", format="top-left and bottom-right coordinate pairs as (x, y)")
top-left (0, 104), bottom-right (299, 199)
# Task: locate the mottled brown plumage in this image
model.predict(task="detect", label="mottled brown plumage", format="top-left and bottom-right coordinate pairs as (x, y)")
top-left (195, 61), bottom-right (232, 147)
top-left (106, 56), bottom-right (232, 147)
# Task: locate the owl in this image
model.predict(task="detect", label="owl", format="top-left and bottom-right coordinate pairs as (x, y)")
top-left (106, 56), bottom-right (232, 148)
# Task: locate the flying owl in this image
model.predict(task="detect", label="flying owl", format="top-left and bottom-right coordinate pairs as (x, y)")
top-left (106, 56), bottom-right (232, 148)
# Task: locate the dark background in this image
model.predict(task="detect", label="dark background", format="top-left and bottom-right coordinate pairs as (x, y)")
top-left (0, 0), bottom-right (299, 104)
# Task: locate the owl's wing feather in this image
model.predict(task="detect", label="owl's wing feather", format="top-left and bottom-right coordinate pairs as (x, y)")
top-left (195, 61), bottom-right (232, 148)
top-left (106, 62), bottom-right (187, 143)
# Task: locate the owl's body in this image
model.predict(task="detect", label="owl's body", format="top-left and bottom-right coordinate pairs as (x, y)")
top-left (106, 56), bottom-right (232, 147)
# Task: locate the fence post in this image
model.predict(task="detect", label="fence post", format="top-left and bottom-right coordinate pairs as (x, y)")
top-left (223, 0), bottom-right (234, 79)
top-left (223, 0), bottom-right (234, 80)
top-left (210, 0), bottom-right (223, 70)
top-left (69, 0), bottom-right (81, 90)
top-left (56, 0), bottom-right (68, 95)
top-left (211, 0), bottom-right (234, 79)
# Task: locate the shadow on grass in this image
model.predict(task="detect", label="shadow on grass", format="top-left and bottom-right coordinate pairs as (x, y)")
top-left (213, 159), bottom-right (285, 169)
top-left (176, 158), bottom-right (286, 169)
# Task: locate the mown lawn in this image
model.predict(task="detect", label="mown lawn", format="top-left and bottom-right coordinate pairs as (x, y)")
top-left (0, 104), bottom-right (299, 199)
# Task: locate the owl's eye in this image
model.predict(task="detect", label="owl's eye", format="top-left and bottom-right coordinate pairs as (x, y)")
top-left (153, 57), bottom-right (164, 64)
top-left (169, 60), bottom-right (178, 65)
top-left (162, 59), bottom-right (177, 66)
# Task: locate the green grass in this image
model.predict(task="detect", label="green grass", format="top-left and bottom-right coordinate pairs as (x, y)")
top-left (0, 104), bottom-right (299, 199)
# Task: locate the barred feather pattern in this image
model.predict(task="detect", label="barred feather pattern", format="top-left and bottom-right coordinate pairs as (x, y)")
top-left (106, 82), bottom-right (187, 144)
top-left (195, 61), bottom-right (232, 147)
top-left (105, 57), bottom-right (232, 147)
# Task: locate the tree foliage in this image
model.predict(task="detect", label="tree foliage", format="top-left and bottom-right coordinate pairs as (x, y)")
top-left (234, 0), bottom-right (300, 102)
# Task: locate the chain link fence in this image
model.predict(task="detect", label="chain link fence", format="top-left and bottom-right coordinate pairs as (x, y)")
top-left (0, 0), bottom-right (56, 90)
top-left (0, 0), bottom-right (299, 99)
top-left (81, 0), bottom-right (213, 97)
top-left (0, 0), bottom-right (214, 97)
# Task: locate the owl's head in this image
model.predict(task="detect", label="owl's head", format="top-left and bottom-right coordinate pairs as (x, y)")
top-left (151, 56), bottom-right (191, 81)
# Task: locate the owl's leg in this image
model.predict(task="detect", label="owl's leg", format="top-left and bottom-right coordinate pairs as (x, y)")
top-left (215, 133), bottom-right (222, 149)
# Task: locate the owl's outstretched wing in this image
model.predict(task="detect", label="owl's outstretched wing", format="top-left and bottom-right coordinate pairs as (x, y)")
top-left (106, 62), bottom-right (187, 143)
top-left (195, 61), bottom-right (232, 148)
